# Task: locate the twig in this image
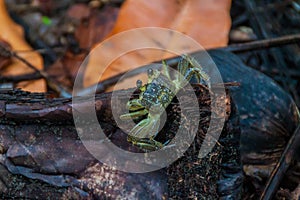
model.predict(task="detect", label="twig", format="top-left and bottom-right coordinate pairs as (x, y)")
top-left (260, 124), bottom-right (300, 200)
top-left (77, 34), bottom-right (300, 95)
top-left (15, 46), bottom-right (66, 55)
top-left (76, 64), bottom-right (156, 96)
top-left (220, 34), bottom-right (300, 53)
top-left (0, 72), bottom-right (41, 82)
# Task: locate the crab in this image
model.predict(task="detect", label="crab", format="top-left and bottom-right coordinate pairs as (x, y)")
top-left (120, 55), bottom-right (211, 151)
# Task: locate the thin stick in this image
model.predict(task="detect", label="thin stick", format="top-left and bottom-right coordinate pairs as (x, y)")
top-left (77, 34), bottom-right (300, 95)
top-left (0, 72), bottom-right (41, 82)
top-left (260, 124), bottom-right (300, 200)
top-left (219, 34), bottom-right (300, 53)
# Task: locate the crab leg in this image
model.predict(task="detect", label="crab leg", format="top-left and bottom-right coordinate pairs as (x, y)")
top-left (184, 55), bottom-right (211, 87)
top-left (184, 68), bottom-right (211, 88)
top-left (178, 55), bottom-right (190, 82)
top-left (162, 60), bottom-right (171, 80)
top-left (125, 99), bottom-right (144, 111)
top-left (128, 136), bottom-right (163, 150)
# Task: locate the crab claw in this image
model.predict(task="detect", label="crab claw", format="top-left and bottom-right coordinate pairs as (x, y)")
top-left (128, 114), bottom-right (161, 139)
top-left (120, 109), bottom-right (148, 120)
top-left (126, 99), bottom-right (144, 111)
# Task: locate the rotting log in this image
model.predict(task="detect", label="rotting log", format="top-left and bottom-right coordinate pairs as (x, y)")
top-left (0, 84), bottom-right (234, 199)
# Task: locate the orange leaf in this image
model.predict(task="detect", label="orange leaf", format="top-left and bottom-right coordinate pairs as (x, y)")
top-left (0, 1), bottom-right (45, 92)
top-left (109, 0), bottom-right (231, 48)
top-left (83, 0), bottom-right (231, 90)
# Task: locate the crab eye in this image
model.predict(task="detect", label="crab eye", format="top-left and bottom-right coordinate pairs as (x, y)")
top-left (147, 68), bottom-right (153, 77)
top-left (136, 80), bottom-right (143, 88)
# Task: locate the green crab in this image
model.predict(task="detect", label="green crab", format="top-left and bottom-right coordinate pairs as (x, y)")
top-left (120, 55), bottom-right (210, 151)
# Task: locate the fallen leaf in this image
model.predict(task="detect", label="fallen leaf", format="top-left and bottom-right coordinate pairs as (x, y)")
top-left (0, 1), bottom-right (45, 92)
top-left (83, 0), bottom-right (232, 90)
top-left (47, 51), bottom-right (87, 90)
top-left (74, 5), bottom-right (119, 49)
top-left (109, 0), bottom-right (232, 48)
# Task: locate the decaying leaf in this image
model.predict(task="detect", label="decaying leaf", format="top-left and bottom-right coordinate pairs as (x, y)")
top-left (83, 0), bottom-right (232, 89)
top-left (0, 1), bottom-right (45, 92)
top-left (74, 5), bottom-right (119, 49)
top-left (46, 51), bottom-right (87, 90)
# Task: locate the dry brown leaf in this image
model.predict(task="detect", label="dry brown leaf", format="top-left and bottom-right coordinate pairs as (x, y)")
top-left (0, 1), bottom-right (45, 92)
top-left (47, 51), bottom-right (87, 90)
top-left (74, 5), bottom-right (119, 49)
top-left (83, 0), bottom-right (231, 90)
